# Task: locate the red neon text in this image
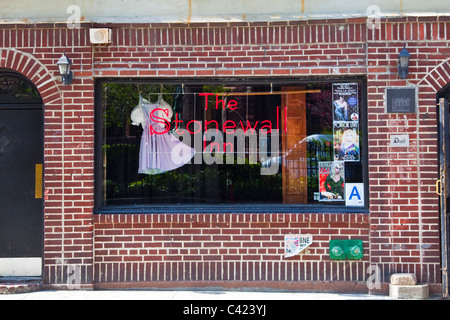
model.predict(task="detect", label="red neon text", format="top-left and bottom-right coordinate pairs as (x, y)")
top-left (148, 93), bottom-right (287, 135)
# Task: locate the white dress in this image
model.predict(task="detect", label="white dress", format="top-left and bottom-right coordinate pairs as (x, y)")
top-left (131, 95), bottom-right (195, 175)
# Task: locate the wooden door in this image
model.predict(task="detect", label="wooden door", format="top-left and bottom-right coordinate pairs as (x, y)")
top-left (281, 87), bottom-right (307, 203)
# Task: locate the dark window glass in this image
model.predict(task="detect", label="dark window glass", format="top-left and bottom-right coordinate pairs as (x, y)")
top-left (0, 75), bottom-right (41, 102)
top-left (98, 80), bottom-right (365, 209)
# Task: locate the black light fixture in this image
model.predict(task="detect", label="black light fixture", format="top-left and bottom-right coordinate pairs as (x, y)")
top-left (57, 52), bottom-right (73, 85)
top-left (397, 45), bottom-right (411, 79)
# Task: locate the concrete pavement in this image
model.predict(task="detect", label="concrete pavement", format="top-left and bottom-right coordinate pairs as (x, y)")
top-left (0, 288), bottom-right (392, 300)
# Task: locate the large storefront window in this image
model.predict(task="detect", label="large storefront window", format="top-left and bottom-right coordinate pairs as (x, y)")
top-left (96, 79), bottom-right (367, 210)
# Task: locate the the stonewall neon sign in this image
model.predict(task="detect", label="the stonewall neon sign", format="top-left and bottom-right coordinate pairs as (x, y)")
top-left (148, 93), bottom-right (285, 176)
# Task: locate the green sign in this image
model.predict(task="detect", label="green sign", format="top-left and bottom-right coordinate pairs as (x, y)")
top-left (329, 239), bottom-right (363, 260)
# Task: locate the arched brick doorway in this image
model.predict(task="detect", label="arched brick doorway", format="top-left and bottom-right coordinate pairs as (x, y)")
top-left (421, 58), bottom-right (450, 298)
top-left (0, 69), bottom-right (44, 277)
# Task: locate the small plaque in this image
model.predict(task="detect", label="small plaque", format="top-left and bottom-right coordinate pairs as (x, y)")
top-left (385, 87), bottom-right (417, 113)
top-left (390, 134), bottom-right (409, 147)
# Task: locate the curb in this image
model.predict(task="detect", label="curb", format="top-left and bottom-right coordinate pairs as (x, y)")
top-left (0, 282), bottom-right (42, 295)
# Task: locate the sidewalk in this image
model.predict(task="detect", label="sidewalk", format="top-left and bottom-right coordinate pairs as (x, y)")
top-left (0, 288), bottom-right (392, 300)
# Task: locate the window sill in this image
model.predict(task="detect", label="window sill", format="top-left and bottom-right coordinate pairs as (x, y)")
top-left (94, 204), bottom-right (370, 214)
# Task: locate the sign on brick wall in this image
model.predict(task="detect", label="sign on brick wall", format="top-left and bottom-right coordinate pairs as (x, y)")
top-left (285, 234), bottom-right (313, 258)
top-left (385, 87), bottom-right (417, 114)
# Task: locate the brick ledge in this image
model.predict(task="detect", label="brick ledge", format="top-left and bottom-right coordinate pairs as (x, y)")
top-left (0, 282), bottom-right (42, 294)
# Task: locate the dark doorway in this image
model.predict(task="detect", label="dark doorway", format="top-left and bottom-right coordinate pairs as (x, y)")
top-left (438, 84), bottom-right (450, 298)
top-left (0, 71), bottom-right (43, 276)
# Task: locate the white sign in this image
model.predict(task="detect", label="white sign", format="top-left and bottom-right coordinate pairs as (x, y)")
top-left (390, 134), bottom-right (409, 147)
top-left (345, 183), bottom-right (364, 207)
top-left (284, 234), bottom-right (313, 258)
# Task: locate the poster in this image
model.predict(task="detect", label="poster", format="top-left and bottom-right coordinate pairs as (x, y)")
top-left (333, 121), bottom-right (359, 161)
top-left (332, 83), bottom-right (359, 122)
top-left (332, 83), bottom-right (360, 161)
top-left (285, 234), bottom-right (313, 258)
top-left (319, 161), bottom-right (345, 202)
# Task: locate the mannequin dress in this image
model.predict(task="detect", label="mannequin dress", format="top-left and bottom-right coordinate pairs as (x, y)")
top-left (131, 95), bottom-right (195, 175)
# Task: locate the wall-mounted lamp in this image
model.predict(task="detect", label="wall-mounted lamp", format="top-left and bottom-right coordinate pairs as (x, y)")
top-left (397, 45), bottom-right (411, 79)
top-left (57, 52), bottom-right (73, 85)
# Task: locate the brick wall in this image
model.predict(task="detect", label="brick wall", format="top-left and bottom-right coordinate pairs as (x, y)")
top-left (93, 213), bottom-right (370, 289)
top-left (1, 16), bottom-right (449, 292)
top-left (0, 24), bottom-right (95, 286)
top-left (366, 18), bottom-right (448, 288)
top-left (92, 20), bottom-right (367, 78)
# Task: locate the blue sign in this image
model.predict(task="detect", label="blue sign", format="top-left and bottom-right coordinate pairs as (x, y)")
top-left (347, 96), bottom-right (357, 106)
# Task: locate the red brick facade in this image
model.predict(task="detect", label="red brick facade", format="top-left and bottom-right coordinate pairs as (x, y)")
top-left (1, 16), bottom-right (449, 294)
top-left (93, 213), bottom-right (370, 291)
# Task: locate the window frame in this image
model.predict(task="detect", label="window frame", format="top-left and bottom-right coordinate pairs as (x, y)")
top-left (94, 76), bottom-right (369, 214)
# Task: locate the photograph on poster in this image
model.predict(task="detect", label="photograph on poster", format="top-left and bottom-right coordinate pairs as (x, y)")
top-left (319, 161), bottom-right (345, 201)
top-left (332, 83), bottom-right (360, 162)
top-left (333, 121), bottom-right (359, 161)
top-left (332, 83), bottom-right (359, 122)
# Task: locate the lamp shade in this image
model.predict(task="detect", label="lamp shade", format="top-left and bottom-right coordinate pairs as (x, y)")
top-left (57, 53), bottom-right (72, 76)
top-left (397, 46), bottom-right (410, 79)
top-left (398, 49), bottom-right (410, 67)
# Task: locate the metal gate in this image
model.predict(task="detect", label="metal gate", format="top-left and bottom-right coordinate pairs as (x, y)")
top-left (0, 71), bottom-right (43, 276)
